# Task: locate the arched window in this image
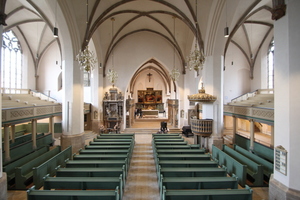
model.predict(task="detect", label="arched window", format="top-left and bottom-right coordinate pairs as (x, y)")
top-left (267, 40), bottom-right (274, 89)
top-left (1, 30), bottom-right (22, 89)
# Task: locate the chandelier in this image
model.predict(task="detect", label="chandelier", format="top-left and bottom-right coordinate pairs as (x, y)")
top-left (107, 17), bottom-right (118, 87)
top-left (187, 43), bottom-right (205, 71)
top-left (76, 45), bottom-right (96, 73)
top-left (107, 69), bottom-right (118, 87)
top-left (170, 68), bottom-right (180, 81)
top-left (76, 0), bottom-right (97, 73)
top-left (169, 16), bottom-right (180, 81)
top-left (187, 0), bottom-right (205, 72)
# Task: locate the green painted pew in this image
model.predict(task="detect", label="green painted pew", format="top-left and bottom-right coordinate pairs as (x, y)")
top-left (154, 138), bottom-right (185, 142)
top-left (3, 146), bottom-right (49, 186)
top-left (15, 146), bottom-right (61, 190)
top-left (152, 133), bottom-right (180, 137)
top-left (92, 138), bottom-right (133, 142)
top-left (65, 159), bottom-right (128, 175)
top-left (158, 166), bottom-right (227, 180)
top-left (162, 186), bottom-right (252, 200)
top-left (3, 133), bottom-right (54, 165)
top-left (98, 135), bottom-right (134, 139)
top-left (156, 154), bottom-right (211, 161)
top-left (85, 145), bottom-right (132, 150)
top-left (55, 166), bottom-right (126, 182)
top-left (154, 141), bottom-right (188, 145)
top-left (27, 186), bottom-right (120, 200)
top-left (43, 174), bottom-right (124, 198)
top-left (153, 136), bottom-right (183, 140)
top-left (32, 146), bottom-right (72, 189)
top-left (99, 133), bottom-right (134, 137)
top-left (211, 144), bottom-right (247, 187)
top-left (154, 145), bottom-right (199, 149)
top-left (73, 153), bottom-right (130, 168)
top-left (156, 149), bottom-right (205, 154)
top-left (79, 149), bottom-right (130, 155)
top-left (90, 141), bottom-right (132, 146)
top-left (234, 144), bottom-right (273, 179)
top-left (160, 175), bottom-right (239, 198)
top-left (158, 160), bottom-right (218, 169)
top-left (223, 144), bottom-right (264, 186)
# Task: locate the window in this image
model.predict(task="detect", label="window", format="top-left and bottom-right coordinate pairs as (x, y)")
top-left (1, 30), bottom-right (22, 89)
top-left (267, 40), bottom-right (274, 89)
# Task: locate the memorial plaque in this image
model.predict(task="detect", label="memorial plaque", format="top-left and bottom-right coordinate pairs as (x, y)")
top-left (275, 145), bottom-right (287, 175)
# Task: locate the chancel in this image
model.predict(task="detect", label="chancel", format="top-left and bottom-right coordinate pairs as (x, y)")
top-left (1, 1), bottom-right (300, 200)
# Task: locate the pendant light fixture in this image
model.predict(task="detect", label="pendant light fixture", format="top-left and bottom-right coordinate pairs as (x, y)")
top-left (170, 16), bottom-right (180, 82)
top-left (224, 0), bottom-right (229, 37)
top-left (76, 0), bottom-right (97, 73)
top-left (107, 17), bottom-right (118, 87)
top-left (53, 1), bottom-right (58, 37)
top-left (187, 0), bottom-right (205, 72)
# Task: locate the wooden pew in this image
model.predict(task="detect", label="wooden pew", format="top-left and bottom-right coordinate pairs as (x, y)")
top-left (158, 160), bottom-right (218, 169)
top-left (211, 144), bottom-right (247, 187)
top-left (32, 146), bottom-right (72, 189)
top-left (156, 149), bottom-right (205, 154)
top-left (98, 135), bottom-right (134, 140)
top-left (160, 175), bottom-right (238, 198)
top-left (90, 141), bottom-right (133, 146)
top-left (154, 145), bottom-right (199, 149)
top-left (152, 133), bottom-right (180, 137)
top-left (162, 186), bottom-right (252, 200)
top-left (14, 146), bottom-right (61, 189)
top-left (99, 133), bottom-right (134, 138)
top-left (153, 136), bottom-right (183, 139)
top-left (43, 174), bottom-right (124, 198)
top-left (158, 166), bottom-right (227, 180)
top-left (65, 159), bottom-right (128, 176)
top-left (27, 186), bottom-right (120, 200)
top-left (234, 144), bottom-right (273, 179)
top-left (56, 166), bottom-right (126, 182)
top-left (92, 138), bottom-right (134, 142)
top-left (3, 133), bottom-right (54, 165)
top-left (153, 138), bottom-right (185, 142)
top-left (85, 145), bottom-right (132, 150)
top-left (223, 144), bottom-right (264, 186)
top-left (156, 154), bottom-right (211, 161)
top-left (79, 149), bottom-right (130, 155)
top-left (154, 141), bottom-right (188, 145)
top-left (3, 146), bottom-right (49, 186)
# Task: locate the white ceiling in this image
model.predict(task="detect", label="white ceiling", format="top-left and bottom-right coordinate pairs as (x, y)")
top-left (3, 0), bottom-right (274, 76)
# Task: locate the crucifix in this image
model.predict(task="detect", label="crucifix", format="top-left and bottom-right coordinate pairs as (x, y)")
top-left (147, 72), bottom-right (152, 82)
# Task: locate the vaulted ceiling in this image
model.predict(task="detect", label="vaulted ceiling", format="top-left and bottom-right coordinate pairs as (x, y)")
top-left (3, 0), bottom-right (274, 77)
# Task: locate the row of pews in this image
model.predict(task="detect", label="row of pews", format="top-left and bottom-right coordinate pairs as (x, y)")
top-left (212, 144), bottom-right (273, 187)
top-left (2, 133), bottom-right (68, 190)
top-left (152, 133), bottom-right (253, 200)
top-left (27, 133), bottom-right (135, 200)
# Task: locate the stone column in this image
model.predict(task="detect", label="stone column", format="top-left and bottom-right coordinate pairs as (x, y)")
top-left (269, 1), bottom-right (300, 199)
top-left (249, 119), bottom-right (255, 151)
top-left (31, 119), bottom-right (37, 149)
top-left (10, 124), bottom-right (15, 143)
top-left (271, 125), bottom-right (274, 147)
top-left (3, 124), bottom-right (10, 162)
top-left (232, 116), bottom-right (237, 144)
top-left (49, 116), bottom-right (54, 140)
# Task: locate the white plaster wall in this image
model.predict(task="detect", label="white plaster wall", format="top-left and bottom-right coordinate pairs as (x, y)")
top-left (103, 32), bottom-right (178, 94)
top-left (274, 0), bottom-right (300, 190)
top-left (37, 42), bottom-right (62, 102)
top-left (224, 44), bottom-right (251, 104)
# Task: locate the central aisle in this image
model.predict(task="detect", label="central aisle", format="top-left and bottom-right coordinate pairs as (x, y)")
top-left (122, 134), bottom-right (160, 200)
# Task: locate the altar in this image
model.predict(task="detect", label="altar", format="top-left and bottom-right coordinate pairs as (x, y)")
top-left (142, 110), bottom-right (159, 118)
